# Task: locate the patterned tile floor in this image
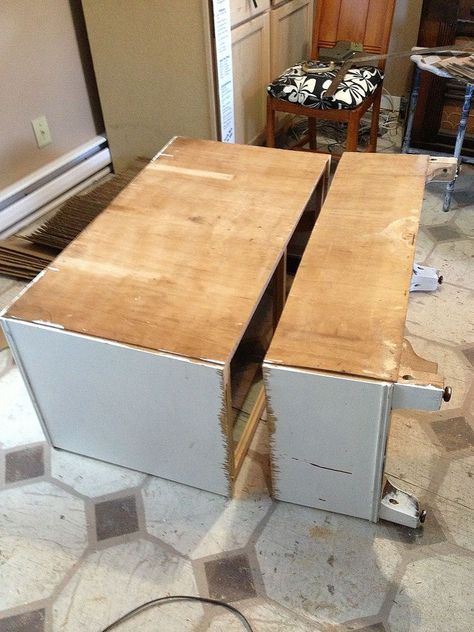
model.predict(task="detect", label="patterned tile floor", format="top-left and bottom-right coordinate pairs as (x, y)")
top-left (0, 165), bottom-right (473, 631)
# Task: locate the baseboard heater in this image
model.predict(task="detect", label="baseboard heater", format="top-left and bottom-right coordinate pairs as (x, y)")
top-left (0, 135), bottom-right (112, 238)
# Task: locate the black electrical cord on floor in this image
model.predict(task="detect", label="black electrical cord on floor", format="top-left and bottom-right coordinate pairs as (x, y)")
top-left (100, 594), bottom-right (255, 631)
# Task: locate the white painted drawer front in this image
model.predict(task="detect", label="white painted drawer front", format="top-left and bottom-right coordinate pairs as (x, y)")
top-left (264, 364), bottom-right (392, 522)
top-left (7, 320), bottom-right (230, 496)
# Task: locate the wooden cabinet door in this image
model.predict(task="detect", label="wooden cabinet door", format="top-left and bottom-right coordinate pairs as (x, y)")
top-left (230, 0), bottom-right (271, 27)
top-left (231, 13), bottom-right (271, 144)
top-left (270, 0), bottom-right (313, 78)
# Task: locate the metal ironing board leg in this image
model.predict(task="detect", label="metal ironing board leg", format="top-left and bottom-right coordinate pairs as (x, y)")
top-left (443, 82), bottom-right (474, 211)
top-left (402, 61), bottom-right (474, 212)
top-left (401, 66), bottom-right (421, 154)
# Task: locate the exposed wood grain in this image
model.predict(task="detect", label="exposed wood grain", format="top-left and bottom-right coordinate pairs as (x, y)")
top-left (398, 339), bottom-right (444, 389)
top-left (338, 0), bottom-right (369, 44)
top-left (426, 156), bottom-right (458, 182)
top-left (314, 0), bottom-right (341, 52)
top-left (273, 252), bottom-right (287, 331)
top-left (400, 339), bottom-right (439, 375)
top-left (265, 152), bottom-right (430, 382)
top-left (6, 137), bottom-right (329, 365)
top-left (233, 386), bottom-right (266, 480)
top-left (364, 0), bottom-right (396, 55)
top-left (312, 0), bottom-right (395, 56)
top-left (149, 163), bottom-right (235, 181)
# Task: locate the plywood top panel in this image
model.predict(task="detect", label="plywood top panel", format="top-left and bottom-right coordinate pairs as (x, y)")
top-left (265, 152), bottom-right (430, 382)
top-left (5, 137), bottom-right (329, 365)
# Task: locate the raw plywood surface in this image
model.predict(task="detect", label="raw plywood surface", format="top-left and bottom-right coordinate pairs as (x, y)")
top-left (5, 137), bottom-right (329, 365)
top-left (266, 152), bottom-right (430, 382)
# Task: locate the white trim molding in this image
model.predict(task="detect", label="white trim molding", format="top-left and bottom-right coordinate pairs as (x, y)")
top-left (0, 136), bottom-right (112, 237)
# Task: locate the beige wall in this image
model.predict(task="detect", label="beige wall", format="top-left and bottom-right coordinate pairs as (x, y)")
top-left (384, 0), bottom-right (424, 97)
top-left (0, 0), bottom-right (101, 189)
top-left (0, 0), bottom-right (424, 192)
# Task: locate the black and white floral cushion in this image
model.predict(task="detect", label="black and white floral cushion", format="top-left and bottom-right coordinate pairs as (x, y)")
top-left (267, 61), bottom-right (384, 110)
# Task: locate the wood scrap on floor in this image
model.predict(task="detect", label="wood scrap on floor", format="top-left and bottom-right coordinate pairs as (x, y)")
top-left (0, 159), bottom-right (148, 281)
top-left (0, 328), bottom-right (7, 350)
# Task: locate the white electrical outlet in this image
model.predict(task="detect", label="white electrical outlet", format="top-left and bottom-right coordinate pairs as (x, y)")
top-left (31, 115), bottom-right (52, 148)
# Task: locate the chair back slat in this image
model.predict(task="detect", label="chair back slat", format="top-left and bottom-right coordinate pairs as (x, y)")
top-left (311, 0), bottom-right (396, 59)
top-left (337, 0), bottom-right (371, 43)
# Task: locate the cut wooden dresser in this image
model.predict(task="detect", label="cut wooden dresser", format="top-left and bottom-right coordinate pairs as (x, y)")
top-left (263, 152), bottom-right (450, 528)
top-left (1, 137), bottom-right (329, 496)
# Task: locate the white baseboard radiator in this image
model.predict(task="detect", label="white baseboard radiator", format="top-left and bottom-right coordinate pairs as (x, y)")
top-left (0, 136), bottom-right (112, 238)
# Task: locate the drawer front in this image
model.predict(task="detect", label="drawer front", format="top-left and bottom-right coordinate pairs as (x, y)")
top-left (230, 0), bottom-right (271, 28)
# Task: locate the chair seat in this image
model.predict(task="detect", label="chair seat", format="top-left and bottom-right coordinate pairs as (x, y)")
top-left (267, 62), bottom-right (384, 110)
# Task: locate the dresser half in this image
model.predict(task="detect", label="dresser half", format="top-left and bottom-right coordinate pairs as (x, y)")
top-left (263, 152), bottom-right (452, 528)
top-left (1, 137), bottom-right (329, 496)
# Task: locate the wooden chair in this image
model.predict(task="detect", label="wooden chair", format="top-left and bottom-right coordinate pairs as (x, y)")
top-left (266, 0), bottom-right (397, 153)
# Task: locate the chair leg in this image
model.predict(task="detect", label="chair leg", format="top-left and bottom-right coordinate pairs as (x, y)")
top-left (368, 88), bottom-right (382, 152)
top-left (346, 113), bottom-right (359, 152)
top-left (266, 98), bottom-right (276, 148)
top-left (308, 118), bottom-right (317, 150)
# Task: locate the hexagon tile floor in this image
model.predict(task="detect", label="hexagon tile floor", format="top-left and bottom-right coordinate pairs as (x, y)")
top-left (0, 170), bottom-right (473, 632)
